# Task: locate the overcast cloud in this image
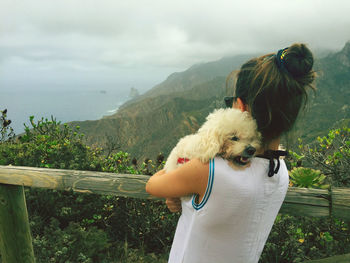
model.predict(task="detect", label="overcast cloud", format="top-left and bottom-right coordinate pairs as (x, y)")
top-left (1, 0), bottom-right (350, 93)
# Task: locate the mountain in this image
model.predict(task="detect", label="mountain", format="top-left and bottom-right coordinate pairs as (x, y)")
top-left (70, 42), bottom-right (350, 160)
top-left (116, 55), bottom-right (252, 113)
top-left (294, 41), bottom-right (350, 142)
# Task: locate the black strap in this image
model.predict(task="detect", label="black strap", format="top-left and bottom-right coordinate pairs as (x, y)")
top-left (256, 150), bottom-right (288, 177)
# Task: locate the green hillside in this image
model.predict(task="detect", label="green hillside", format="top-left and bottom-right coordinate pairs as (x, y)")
top-left (71, 42), bottom-right (350, 160)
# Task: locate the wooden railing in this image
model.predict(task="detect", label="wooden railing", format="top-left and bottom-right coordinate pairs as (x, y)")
top-left (0, 165), bottom-right (349, 263)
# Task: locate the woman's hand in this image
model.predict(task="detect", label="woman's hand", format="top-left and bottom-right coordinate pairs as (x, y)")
top-left (166, 197), bottom-right (182, 212)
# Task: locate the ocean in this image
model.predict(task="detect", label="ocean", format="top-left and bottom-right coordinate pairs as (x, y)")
top-left (1, 89), bottom-right (129, 134)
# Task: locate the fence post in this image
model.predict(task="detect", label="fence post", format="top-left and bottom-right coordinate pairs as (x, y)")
top-left (0, 184), bottom-right (35, 263)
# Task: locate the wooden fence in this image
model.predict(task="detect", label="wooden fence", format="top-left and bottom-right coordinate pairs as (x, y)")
top-left (0, 165), bottom-right (349, 263)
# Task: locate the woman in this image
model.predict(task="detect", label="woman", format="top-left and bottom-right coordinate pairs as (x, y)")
top-left (146, 43), bottom-right (316, 263)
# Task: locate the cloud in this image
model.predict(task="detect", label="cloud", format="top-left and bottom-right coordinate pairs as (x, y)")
top-left (0, 0), bottom-right (350, 91)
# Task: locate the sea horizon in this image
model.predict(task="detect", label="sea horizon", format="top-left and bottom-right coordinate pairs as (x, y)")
top-left (1, 88), bottom-right (130, 135)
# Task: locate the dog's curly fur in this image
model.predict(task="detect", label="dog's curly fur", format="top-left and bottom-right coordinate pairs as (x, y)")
top-left (164, 108), bottom-right (261, 171)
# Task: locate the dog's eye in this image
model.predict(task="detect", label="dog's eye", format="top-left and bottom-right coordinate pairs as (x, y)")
top-left (231, 136), bottom-right (239, 141)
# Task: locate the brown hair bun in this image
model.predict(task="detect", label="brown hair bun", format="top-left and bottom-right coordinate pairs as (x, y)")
top-left (284, 43), bottom-right (314, 81)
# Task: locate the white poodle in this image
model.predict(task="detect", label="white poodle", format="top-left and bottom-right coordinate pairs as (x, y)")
top-left (164, 108), bottom-right (261, 171)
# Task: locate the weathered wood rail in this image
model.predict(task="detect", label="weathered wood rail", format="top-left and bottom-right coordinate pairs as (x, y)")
top-left (0, 165), bottom-right (349, 263)
top-left (303, 253), bottom-right (350, 263)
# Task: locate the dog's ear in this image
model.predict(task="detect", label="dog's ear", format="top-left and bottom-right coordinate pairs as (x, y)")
top-left (201, 134), bottom-right (221, 162)
top-left (196, 121), bottom-right (224, 162)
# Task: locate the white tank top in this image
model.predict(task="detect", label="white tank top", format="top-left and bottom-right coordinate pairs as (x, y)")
top-left (168, 156), bottom-right (289, 263)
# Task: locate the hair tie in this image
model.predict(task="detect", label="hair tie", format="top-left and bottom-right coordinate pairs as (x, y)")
top-left (275, 47), bottom-right (288, 72)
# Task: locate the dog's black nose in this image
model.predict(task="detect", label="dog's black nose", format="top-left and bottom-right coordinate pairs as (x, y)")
top-left (245, 146), bottom-right (256, 156)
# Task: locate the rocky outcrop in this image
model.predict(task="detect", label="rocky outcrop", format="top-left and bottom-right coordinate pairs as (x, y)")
top-left (337, 41), bottom-right (350, 67)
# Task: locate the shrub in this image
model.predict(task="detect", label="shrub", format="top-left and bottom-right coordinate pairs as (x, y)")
top-left (32, 218), bottom-right (109, 263)
top-left (0, 116), bottom-right (101, 170)
top-left (0, 109), bottom-right (15, 142)
top-left (260, 214), bottom-right (350, 263)
top-left (289, 126), bottom-right (350, 186)
top-left (289, 167), bottom-right (329, 189)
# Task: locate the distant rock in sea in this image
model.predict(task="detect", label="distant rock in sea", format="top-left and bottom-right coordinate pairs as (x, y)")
top-left (129, 87), bottom-right (140, 98)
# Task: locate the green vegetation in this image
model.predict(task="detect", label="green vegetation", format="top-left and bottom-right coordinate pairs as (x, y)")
top-left (0, 113), bottom-right (174, 262)
top-left (261, 215), bottom-right (349, 263)
top-left (0, 109), bottom-right (15, 142)
top-left (289, 168), bottom-right (328, 189)
top-left (289, 127), bottom-right (350, 187)
top-left (0, 112), bottom-right (349, 262)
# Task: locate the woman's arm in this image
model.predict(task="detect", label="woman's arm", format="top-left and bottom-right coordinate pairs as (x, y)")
top-left (146, 158), bottom-right (209, 198)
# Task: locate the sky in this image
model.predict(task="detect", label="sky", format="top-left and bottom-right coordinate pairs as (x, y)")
top-left (1, 0), bottom-right (350, 94)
